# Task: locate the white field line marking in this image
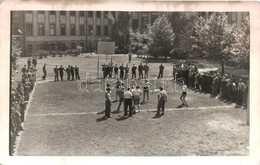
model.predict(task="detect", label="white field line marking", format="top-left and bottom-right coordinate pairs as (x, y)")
top-left (28, 105), bottom-right (234, 117)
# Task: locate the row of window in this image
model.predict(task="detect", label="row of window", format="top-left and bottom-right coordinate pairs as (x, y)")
top-left (27, 42), bottom-right (86, 53)
top-left (25, 11), bottom-right (115, 18)
top-left (25, 23), bottom-right (109, 36)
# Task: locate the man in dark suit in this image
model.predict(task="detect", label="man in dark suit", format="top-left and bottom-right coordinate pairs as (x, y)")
top-left (54, 65), bottom-right (59, 81)
top-left (59, 65), bottom-right (65, 81)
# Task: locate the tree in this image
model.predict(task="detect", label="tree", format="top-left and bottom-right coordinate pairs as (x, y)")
top-left (146, 15), bottom-right (175, 58)
top-left (129, 30), bottom-right (150, 57)
top-left (229, 17), bottom-right (250, 69)
top-left (167, 12), bottom-right (199, 57)
top-left (109, 12), bottom-right (131, 54)
top-left (11, 36), bottom-right (22, 85)
top-left (194, 12), bottom-right (235, 60)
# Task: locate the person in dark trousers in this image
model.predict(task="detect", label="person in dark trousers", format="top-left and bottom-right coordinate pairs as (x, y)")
top-left (75, 65), bottom-right (80, 80)
top-left (124, 64), bottom-right (129, 79)
top-left (138, 63), bottom-right (144, 79)
top-left (144, 63), bottom-right (149, 78)
top-left (59, 65), bottom-right (65, 81)
top-left (70, 65), bottom-right (75, 80)
top-left (114, 79), bottom-right (123, 101)
top-left (42, 63), bottom-right (46, 80)
top-left (131, 64), bottom-right (137, 79)
top-left (105, 88), bottom-right (112, 118)
top-left (66, 65), bottom-right (71, 80)
top-left (128, 52), bottom-right (132, 63)
top-left (157, 63), bottom-right (164, 79)
top-left (116, 87), bottom-right (124, 111)
top-left (54, 65), bottom-right (59, 81)
top-left (114, 64), bottom-right (119, 79)
top-left (119, 64), bottom-right (124, 79)
top-left (123, 87), bottom-right (133, 117)
top-left (156, 86), bottom-right (167, 116)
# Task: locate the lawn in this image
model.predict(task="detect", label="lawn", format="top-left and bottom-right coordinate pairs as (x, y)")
top-left (15, 54), bottom-right (249, 156)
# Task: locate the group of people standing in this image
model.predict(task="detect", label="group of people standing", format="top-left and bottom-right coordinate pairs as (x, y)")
top-left (101, 62), bottom-right (150, 80)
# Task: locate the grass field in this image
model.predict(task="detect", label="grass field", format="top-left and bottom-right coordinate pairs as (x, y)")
top-left (14, 54), bottom-right (249, 156)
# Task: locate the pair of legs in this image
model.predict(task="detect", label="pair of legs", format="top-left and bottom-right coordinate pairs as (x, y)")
top-left (157, 99), bottom-right (165, 115)
top-left (143, 89), bottom-right (149, 102)
top-left (133, 97), bottom-right (140, 112)
top-left (105, 100), bottom-right (111, 118)
top-left (54, 74), bottom-right (59, 81)
top-left (139, 71), bottom-right (143, 79)
top-left (180, 92), bottom-right (188, 106)
top-left (157, 71), bottom-right (163, 79)
top-left (124, 99), bottom-right (132, 116)
top-left (117, 98), bottom-right (124, 111)
top-left (42, 71), bottom-right (46, 80)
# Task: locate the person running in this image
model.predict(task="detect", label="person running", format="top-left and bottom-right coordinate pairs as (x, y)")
top-left (42, 63), bottom-right (46, 80)
top-left (142, 79), bottom-right (152, 103)
top-left (123, 87), bottom-right (133, 117)
top-left (104, 88), bottom-right (112, 118)
top-left (132, 86), bottom-right (142, 113)
top-left (180, 81), bottom-right (188, 106)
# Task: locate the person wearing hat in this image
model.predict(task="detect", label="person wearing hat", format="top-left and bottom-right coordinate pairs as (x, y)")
top-left (104, 88), bottom-right (112, 118)
top-left (123, 87), bottom-right (133, 117)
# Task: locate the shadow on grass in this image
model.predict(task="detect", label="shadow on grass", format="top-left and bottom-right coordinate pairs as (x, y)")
top-left (96, 110), bottom-right (105, 114)
top-left (116, 115), bottom-right (131, 121)
top-left (111, 110), bottom-right (121, 114)
top-left (96, 116), bottom-right (108, 122)
top-left (152, 114), bottom-right (163, 119)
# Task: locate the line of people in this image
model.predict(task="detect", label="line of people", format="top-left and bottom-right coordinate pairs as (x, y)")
top-left (103, 78), bottom-right (188, 119)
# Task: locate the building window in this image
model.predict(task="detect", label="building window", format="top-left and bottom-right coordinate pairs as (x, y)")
top-left (71, 43), bottom-right (76, 49)
top-left (13, 23), bottom-right (20, 35)
top-left (38, 24), bottom-right (45, 36)
top-left (26, 23), bottom-right (33, 36)
top-left (61, 24), bottom-right (66, 36)
top-left (51, 44), bottom-right (55, 51)
top-left (70, 24), bottom-right (75, 36)
top-left (141, 14), bottom-right (148, 31)
top-left (27, 44), bottom-right (32, 53)
top-left (80, 24), bottom-right (85, 36)
top-left (60, 11), bottom-right (66, 16)
top-left (89, 25), bottom-right (93, 35)
top-left (70, 11), bottom-right (75, 16)
top-left (88, 11), bottom-right (93, 17)
top-left (38, 44), bottom-right (44, 50)
top-left (61, 43), bottom-right (66, 51)
top-left (104, 25), bottom-right (109, 36)
top-left (151, 14), bottom-right (157, 24)
top-left (79, 11), bottom-right (84, 17)
top-left (50, 24), bottom-right (56, 36)
top-left (104, 11), bottom-right (108, 18)
top-left (96, 11), bottom-right (101, 18)
top-left (132, 19), bottom-right (138, 30)
top-left (50, 11), bottom-right (55, 15)
top-left (231, 13), bottom-right (237, 24)
top-left (96, 25), bottom-right (101, 36)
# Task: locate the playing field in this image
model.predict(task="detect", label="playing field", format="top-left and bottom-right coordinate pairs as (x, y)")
top-left (14, 54), bottom-right (249, 156)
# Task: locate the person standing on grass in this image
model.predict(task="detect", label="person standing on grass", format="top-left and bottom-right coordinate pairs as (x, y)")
top-left (66, 65), bottom-right (71, 80)
top-left (142, 79), bottom-right (152, 103)
top-left (144, 63), bottom-right (149, 78)
top-left (132, 86), bottom-right (142, 113)
top-left (54, 65), bottom-right (59, 81)
top-left (119, 64), bottom-right (125, 79)
top-left (156, 86), bottom-right (167, 116)
top-left (180, 81), bottom-right (188, 107)
top-left (157, 63), bottom-right (164, 79)
top-left (104, 88), bottom-right (112, 118)
top-left (124, 64), bottom-right (130, 79)
top-left (128, 52), bottom-right (132, 63)
top-left (114, 64), bottom-right (119, 79)
top-left (114, 79), bottom-right (123, 101)
top-left (116, 87), bottom-right (125, 112)
top-left (138, 63), bottom-right (144, 79)
top-left (75, 65), bottom-right (80, 80)
top-left (59, 65), bottom-right (65, 81)
top-left (42, 64), bottom-right (46, 80)
top-left (123, 87), bottom-right (133, 117)
top-left (131, 64), bottom-right (137, 79)
top-left (70, 65), bottom-right (75, 80)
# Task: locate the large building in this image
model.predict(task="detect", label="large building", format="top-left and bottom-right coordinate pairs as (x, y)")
top-left (11, 11), bottom-right (249, 57)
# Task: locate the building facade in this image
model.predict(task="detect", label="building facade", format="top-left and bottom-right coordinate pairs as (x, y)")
top-left (11, 11), bottom-right (249, 57)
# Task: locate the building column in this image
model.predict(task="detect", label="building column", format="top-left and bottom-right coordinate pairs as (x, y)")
top-left (75, 11), bottom-right (80, 36)
top-left (138, 13), bottom-right (141, 32)
top-left (56, 11), bottom-right (60, 36)
top-left (66, 11), bottom-right (70, 36)
top-left (45, 11), bottom-right (49, 36)
top-left (101, 11), bottom-right (104, 36)
top-left (148, 12), bottom-right (151, 25)
top-left (32, 11), bottom-right (38, 36)
top-left (237, 13), bottom-right (242, 27)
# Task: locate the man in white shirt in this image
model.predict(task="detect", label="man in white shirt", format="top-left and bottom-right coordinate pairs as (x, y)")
top-left (132, 86), bottom-right (142, 113)
top-left (123, 88), bottom-right (133, 117)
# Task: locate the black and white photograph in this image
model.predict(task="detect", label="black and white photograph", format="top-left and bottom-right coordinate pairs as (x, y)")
top-left (1, 0), bottom-right (260, 164)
